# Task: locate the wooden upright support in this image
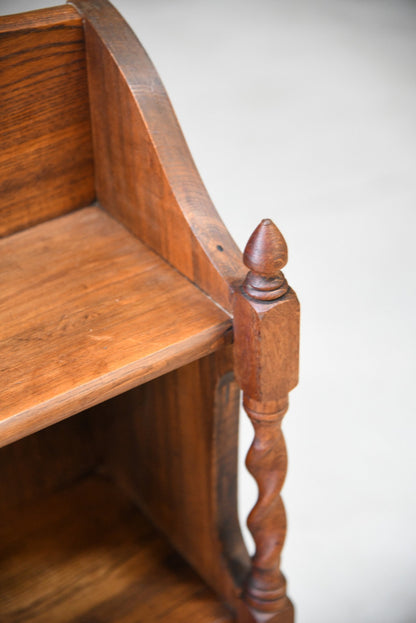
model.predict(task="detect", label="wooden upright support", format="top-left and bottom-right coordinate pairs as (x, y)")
top-left (233, 219), bottom-right (300, 623)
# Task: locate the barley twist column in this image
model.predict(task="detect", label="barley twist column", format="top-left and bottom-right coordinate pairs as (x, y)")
top-left (233, 219), bottom-right (300, 623)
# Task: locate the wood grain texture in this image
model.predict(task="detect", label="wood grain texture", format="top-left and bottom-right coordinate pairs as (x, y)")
top-left (70, 0), bottom-right (245, 312)
top-left (0, 5), bottom-right (79, 33)
top-left (0, 5), bottom-right (95, 237)
top-left (242, 398), bottom-right (294, 623)
top-left (93, 347), bottom-right (251, 613)
top-left (0, 409), bottom-right (99, 514)
top-left (0, 6), bottom-right (300, 622)
top-left (0, 206), bottom-right (231, 447)
top-left (233, 221), bottom-right (299, 623)
top-left (0, 475), bottom-right (233, 623)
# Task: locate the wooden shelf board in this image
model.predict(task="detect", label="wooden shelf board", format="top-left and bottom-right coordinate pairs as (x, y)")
top-left (0, 475), bottom-right (233, 623)
top-left (0, 206), bottom-right (231, 447)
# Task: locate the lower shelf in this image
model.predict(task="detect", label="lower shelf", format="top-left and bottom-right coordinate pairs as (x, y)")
top-left (0, 476), bottom-right (233, 623)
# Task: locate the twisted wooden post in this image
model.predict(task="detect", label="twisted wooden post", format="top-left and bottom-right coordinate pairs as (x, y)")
top-left (233, 220), bottom-right (300, 623)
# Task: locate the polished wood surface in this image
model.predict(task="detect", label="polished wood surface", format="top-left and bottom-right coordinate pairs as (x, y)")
top-left (95, 348), bottom-right (250, 611)
top-left (0, 475), bottom-right (233, 623)
top-left (242, 219), bottom-right (289, 301)
top-left (0, 3), bottom-right (300, 621)
top-left (71, 0), bottom-right (245, 312)
top-left (0, 206), bottom-right (231, 447)
top-left (233, 221), bottom-right (300, 623)
top-left (0, 5), bottom-right (94, 237)
top-left (0, 5), bottom-right (78, 31)
top-left (242, 398), bottom-right (294, 623)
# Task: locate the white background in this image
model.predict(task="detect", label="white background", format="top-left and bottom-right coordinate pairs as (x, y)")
top-left (2, 1), bottom-right (416, 621)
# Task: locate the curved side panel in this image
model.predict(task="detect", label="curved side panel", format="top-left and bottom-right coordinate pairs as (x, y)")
top-left (69, 0), bottom-right (244, 311)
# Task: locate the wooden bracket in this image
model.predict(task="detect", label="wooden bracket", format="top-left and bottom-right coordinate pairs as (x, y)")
top-left (233, 220), bottom-right (300, 623)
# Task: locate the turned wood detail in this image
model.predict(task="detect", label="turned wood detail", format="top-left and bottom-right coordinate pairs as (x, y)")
top-left (233, 220), bottom-right (299, 623)
top-left (244, 396), bottom-right (290, 616)
top-left (243, 219), bottom-right (288, 301)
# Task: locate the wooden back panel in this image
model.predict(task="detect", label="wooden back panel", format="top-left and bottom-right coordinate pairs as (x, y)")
top-left (0, 6), bottom-right (95, 237)
top-left (71, 0), bottom-right (245, 311)
top-left (0, 407), bottom-right (100, 514)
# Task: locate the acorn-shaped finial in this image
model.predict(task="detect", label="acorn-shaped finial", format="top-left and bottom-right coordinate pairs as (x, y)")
top-left (243, 219), bottom-right (289, 301)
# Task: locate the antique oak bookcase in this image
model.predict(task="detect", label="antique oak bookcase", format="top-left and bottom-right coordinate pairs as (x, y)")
top-left (0, 2), bottom-right (300, 622)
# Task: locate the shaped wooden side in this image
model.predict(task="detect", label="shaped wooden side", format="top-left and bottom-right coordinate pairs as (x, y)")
top-left (70, 0), bottom-right (245, 311)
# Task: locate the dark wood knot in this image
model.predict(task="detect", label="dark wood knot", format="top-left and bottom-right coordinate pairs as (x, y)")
top-left (243, 219), bottom-right (289, 301)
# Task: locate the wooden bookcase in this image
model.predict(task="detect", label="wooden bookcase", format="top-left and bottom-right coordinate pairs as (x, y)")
top-left (0, 2), bottom-right (299, 622)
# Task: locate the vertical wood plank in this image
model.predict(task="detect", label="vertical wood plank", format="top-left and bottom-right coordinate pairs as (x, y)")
top-left (0, 5), bottom-right (95, 236)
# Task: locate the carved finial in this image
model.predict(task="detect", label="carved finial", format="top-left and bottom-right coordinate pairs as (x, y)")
top-left (243, 219), bottom-right (289, 301)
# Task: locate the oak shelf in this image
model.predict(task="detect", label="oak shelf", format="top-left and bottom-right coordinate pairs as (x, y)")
top-left (0, 474), bottom-right (233, 623)
top-left (0, 206), bottom-right (230, 448)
